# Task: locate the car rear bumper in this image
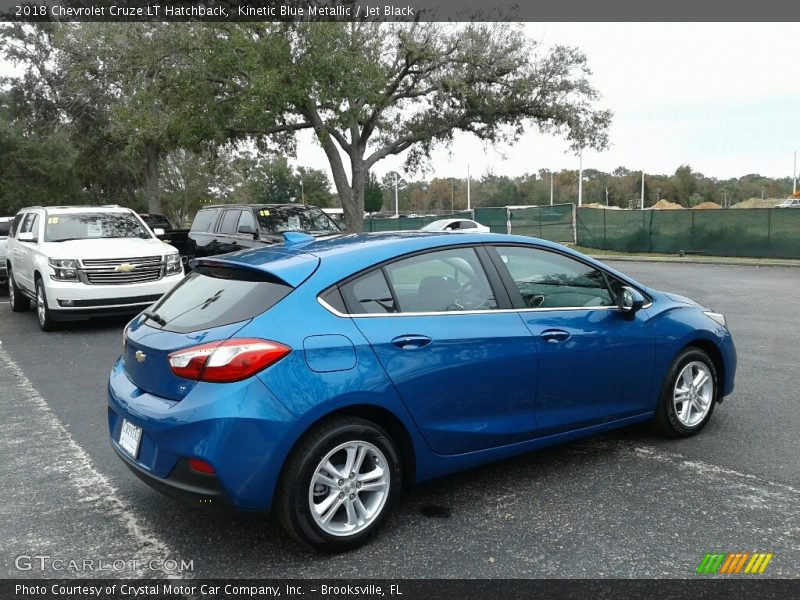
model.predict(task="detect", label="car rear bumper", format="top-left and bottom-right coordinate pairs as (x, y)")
top-left (107, 358), bottom-right (298, 511)
top-left (45, 272), bottom-right (184, 313)
top-left (112, 444), bottom-right (232, 511)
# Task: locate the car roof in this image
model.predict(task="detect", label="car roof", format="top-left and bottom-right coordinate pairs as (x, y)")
top-left (195, 232), bottom-right (650, 292)
top-left (16, 205), bottom-right (132, 215)
top-left (200, 203), bottom-right (311, 210)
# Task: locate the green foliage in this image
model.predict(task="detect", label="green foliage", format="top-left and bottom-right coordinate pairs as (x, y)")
top-left (0, 119), bottom-right (84, 214)
top-left (169, 23), bottom-right (613, 231)
top-left (364, 173), bottom-right (383, 213)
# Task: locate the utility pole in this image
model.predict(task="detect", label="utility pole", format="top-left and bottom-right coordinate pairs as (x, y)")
top-left (394, 173), bottom-right (399, 217)
top-left (467, 164), bottom-right (471, 211)
top-left (550, 170), bottom-right (554, 206)
top-left (794, 150), bottom-right (797, 195)
top-left (577, 151), bottom-right (583, 207)
top-left (451, 178), bottom-right (454, 214)
top-left (300, 179), bottom-right (305, 205)
top-left (605, 186), bottom-right (609, 206)
top-left (641, 171), bottom-right (645, 209)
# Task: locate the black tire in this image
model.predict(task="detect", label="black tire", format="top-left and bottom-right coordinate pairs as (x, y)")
top-left (654, 347), bottom-right (718, 438)
top-left (275, 416), bottom-right (402, 552)
top-left (8, 269), bottom-right (30, 312)
top-left (35, 277), bottom-right (57, 331)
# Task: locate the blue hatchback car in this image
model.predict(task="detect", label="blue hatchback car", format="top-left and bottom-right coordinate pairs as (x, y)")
top-left (109, 232), bottom-right (736, 551)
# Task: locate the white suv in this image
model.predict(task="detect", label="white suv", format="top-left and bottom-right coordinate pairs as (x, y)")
top-left (5, 206), bottom-right (184, 331)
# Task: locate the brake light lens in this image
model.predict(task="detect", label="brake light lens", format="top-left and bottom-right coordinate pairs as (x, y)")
top-left (167, 338), bottom-right (291, 383)
top-left (187, 458), bottom-right (216, 475)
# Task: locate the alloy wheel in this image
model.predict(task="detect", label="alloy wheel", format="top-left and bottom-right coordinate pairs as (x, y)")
top-left (36, 283), bottom-right (46, 326)
top-left (308, 440), bottom-right (390, 537)
top-left (673, 361), bottom-right (714, 427)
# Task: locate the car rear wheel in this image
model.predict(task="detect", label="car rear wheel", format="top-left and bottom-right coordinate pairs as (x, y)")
top-left (275, 417), bottom-right (401, 552)
top-left (35, 277), bottom-right (56, 331)
top-left (654, 347), bottom-right (718, 437)
top-left (8, 270), bottom-right (30, 313)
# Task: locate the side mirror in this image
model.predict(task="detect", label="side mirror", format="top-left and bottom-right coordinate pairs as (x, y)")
top-left (18, 231), bottom-right (36, 243)
top-left (153, 228), bottom-right (165, 236)
top-left (618, 286), bottom-right (645, 320)
top-left (238, 224), bottom-right (254, 235)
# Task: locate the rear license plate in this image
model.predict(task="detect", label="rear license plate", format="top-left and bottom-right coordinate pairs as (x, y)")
top-left (119, 419), bottom-right (143, 459)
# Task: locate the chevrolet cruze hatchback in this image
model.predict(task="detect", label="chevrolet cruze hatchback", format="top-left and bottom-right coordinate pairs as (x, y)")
top-left (109, 232), bottom-right (736, 551)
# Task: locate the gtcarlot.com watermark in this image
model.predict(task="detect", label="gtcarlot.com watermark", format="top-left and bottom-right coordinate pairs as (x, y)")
top-left (14, 554), bottom-right (194, 573)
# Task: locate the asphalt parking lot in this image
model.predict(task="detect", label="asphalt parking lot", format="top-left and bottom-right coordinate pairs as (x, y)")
top-left (1, 261), bottom-right (798, 579)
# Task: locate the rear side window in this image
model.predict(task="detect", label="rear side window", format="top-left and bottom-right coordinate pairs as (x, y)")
top-left (9, 214), bottom-right (24, 237)
top-left (0, 220), bottom-right (11, 237)
top-left (341, 270), bottom-right (397, 314)
top-left (142, 215), bottom-right (171, 230)
top-left (383, 247), bottom-right (497, 312)
top-left (218, 209), bottom-right (241, 235)
top-left (190, 209), bottom-right (217, 233)
top-left (146, 267), bottom-right (292, 333)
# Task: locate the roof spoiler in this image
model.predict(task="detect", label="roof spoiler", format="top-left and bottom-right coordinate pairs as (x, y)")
top-left (191, 259), bottom-right (295, 287)
top-left (283, 232), bottom-right (315, 246)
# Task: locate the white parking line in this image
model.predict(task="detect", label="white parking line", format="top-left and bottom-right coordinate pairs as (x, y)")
top-left (0, 346), bottom-right (184, 578)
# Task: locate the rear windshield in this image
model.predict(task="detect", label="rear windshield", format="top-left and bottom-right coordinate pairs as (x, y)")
top-left (145, 267), bottom-right (292, 333)
top-left (141, 215), bottom-right (172, 230)
top-left (256, 206), bottom-right (341, 234)
top-left (0, 221), bottom-right (10, 237)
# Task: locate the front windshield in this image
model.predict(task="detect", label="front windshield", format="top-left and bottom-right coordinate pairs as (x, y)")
top-left (45, 213), bottom-right (151, 242)
top-left (255, 206), bottom-right (341, 234)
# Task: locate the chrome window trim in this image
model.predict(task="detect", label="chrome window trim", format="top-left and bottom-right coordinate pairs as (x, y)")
top-left (317, 295), bottom-right (632, 319)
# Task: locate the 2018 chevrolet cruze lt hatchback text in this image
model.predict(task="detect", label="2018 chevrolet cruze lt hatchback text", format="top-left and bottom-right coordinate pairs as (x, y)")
top-left (109, 232), bottom-right (736, 551)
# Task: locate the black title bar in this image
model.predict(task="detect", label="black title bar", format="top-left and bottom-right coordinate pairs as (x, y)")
top-left (2, 0), bottom-right (800, 22)
top-left (3, 579), bottom-right (800, 600)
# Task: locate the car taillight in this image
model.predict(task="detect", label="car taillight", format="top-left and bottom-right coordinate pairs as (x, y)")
top-left (168, 338), bottom-right (291, 383)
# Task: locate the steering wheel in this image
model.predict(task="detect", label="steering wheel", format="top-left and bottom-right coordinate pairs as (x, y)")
top-left (526, 294), bottom-right (545, 308)
top-left (452, 279), bottom-right (491, 310)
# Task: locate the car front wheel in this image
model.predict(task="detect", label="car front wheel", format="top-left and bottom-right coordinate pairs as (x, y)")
top-left (655, 347), bottom-right (718, 437)
top-left (35, 277), bottom-right (56, 331)
top-left (275, 417), bottom-right (401, 552)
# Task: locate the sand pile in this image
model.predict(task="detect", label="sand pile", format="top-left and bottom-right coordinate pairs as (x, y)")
top-left (651, 199), bottom-right (683, 210)
top-left (692, 202), bottom-right (721, 209)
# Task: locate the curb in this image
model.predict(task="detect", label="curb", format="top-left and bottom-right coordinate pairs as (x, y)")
top-left (585, 255), bottom-right (800, 268)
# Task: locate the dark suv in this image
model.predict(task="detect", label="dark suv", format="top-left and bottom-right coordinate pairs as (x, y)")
top-left (187, 204), bottom-right (341, 261)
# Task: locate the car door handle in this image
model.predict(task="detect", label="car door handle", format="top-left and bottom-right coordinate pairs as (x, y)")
top-left (540, 329), bottom-right (571, 343)
top-left (391, 335), bottom-right (433, 350)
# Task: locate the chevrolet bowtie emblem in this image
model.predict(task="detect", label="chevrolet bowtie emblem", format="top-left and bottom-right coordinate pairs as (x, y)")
top-left (116, 263), bottom-right (135, 273)
top-left (135, 350), bottom-right (147, 363)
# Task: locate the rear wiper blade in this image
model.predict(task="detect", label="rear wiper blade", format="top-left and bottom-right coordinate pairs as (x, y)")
top-left (141, 310), bottom-right (167, 326)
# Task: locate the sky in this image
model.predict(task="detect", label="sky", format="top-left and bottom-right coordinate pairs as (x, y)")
top-left (2, 22), bottom-right (798, 183)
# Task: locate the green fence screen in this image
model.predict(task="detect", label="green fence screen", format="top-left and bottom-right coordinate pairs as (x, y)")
top-left (577, 208), bottom-right (800, 258)
top-left (508, 204), bottom-right (575, 242)
top-left (473, 207), bottom-right (508, 233)
top-left (362, 204), bottom-right (575, 243)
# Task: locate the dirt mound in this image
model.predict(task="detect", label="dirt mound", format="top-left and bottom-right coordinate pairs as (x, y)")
top-left (580, 203), bottom-right (622, 209)
top-left (692, 202), bottom-right (721, 209)
top-left (651, 199), bottom-right (683, 210)
top-left (733, 198), bottom-right (783, 209)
